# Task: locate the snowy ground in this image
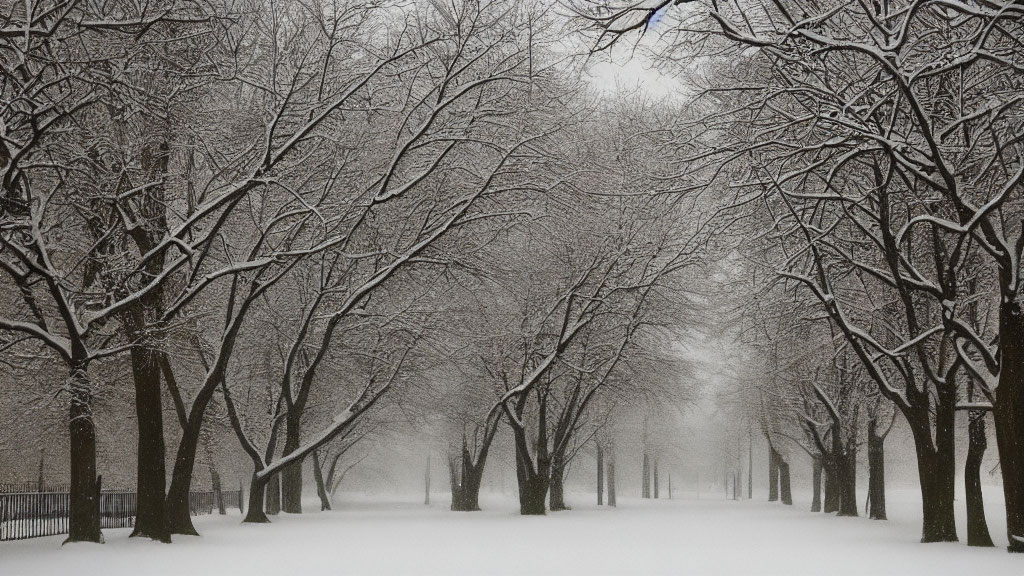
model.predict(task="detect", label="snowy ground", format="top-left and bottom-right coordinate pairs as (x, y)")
top-left (1, 489), bottom-right (1022, 575)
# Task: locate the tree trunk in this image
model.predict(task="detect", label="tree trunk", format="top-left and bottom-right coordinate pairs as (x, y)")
top-left (128, 346), bottom-right (171, 542)
top-left (265, 473), bottom-right (281, 515)
top-left (867, 419), bottom-right (886, 521)
top-left (211, 467), bottom-right (226, 515)
top-left (243, 475), bottom-right (270, 523)
top-left (906, 400), bottom-right (958, 542)
top-left (66, 363), bottom-right (102, 544)
top-left (811, 457), bottom-right (822, 512)
top-left (515, 441), bottom-right (548, 515)
top-left (965, 410), bottom-right (993, 546)
top-left (994, 299), bottom-right (1024, 552)
top-left (747, 432), bottom-right (753, 499)
top-left (313, 451), bottom-right (332, 511)
top-left (280, 415), bottom-right (303, 514)
top-left (607, 452), bottom-right (616, 507)
top-left (653, 459), bottom-right (659, 499)
top-left (641, 452), bottom-right (650, 498)
top-left (165, 382), bottom-right (221, 535)
top-left (778, 454), bottom-right (792, 506)
top-left (549, 457), bottom-right (567, 511)
top-left (823, 457), bottom-right (839, 513)
top-left (836, 446), bottom-right (858, 517)
top-left (424, 454), bottom-right (431, 506)
top-left (597, 445), bottom-right (604, 506)
top-left (767, 447), bottom-right (779, 502)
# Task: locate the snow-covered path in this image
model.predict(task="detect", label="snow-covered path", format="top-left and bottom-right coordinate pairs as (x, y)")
top-left (2, 491), bottom-right (1021, 575)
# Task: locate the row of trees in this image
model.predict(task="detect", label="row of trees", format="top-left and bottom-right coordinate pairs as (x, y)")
top-left (0, 0), bottom-right (707, 543)
top-left (574, 0), bottom-right (1024, 552)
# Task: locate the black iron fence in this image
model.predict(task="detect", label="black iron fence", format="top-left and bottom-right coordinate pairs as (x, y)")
top-left (0, 488), bottom-right (243, 541)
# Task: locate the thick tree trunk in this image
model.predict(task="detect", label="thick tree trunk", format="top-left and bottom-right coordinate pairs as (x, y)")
top-left (128, 346), bottom-right (171, 542)
top-left (777, 454), bottom-right (792, 506)
top-left (767, 447), bottom-right (779, 502)
top-left (514, 442), bottom-right (548, 515)
top-left (265, 473), bottom-right (281, 515)
top-left (597, 445), bottom-right (604, 506)
top-left (836, 447), bottom-right (858, 517)
top-left (451, 464), bottom-right (484, 511)
top-left (965, 410), bottom-right (993, 547)
top-left (994, 300), bottom-right (1024, 552)
top-left (549, 459), bottom-right (567, 511)
top-left (867, 419), bottom-right (886, 521)
top-left (66, 364), bottom-right (102, 544)
top-left (243, 475), bottom-right (270, 523)
top-left (280, 415), bottom-right (303, 514)
top-left (607, 453), bottom-right (616, 507)
top-left (908, 404), bottom-right (958, 542)
top-left (823, 457), bottom-right (839, 513)
top-left (811, 457), bottom-right (822, 512)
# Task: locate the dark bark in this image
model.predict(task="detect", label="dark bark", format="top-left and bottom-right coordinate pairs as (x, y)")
top-left (127, 345), bottom-right (170, 542)
top-left (994, 301), bottom-right (1024, 552)
top-left (265, 473), bottom-right (281, 515)
top-left (777, 453), bottom-right (792, 506)
top-left (243, 475), bottom-right (270, 523)
top-left (867, 419), bottom-right (886, 521)
top-left (811, 457), bottom-right (822, 512)
top-left (767, 447), bottom-right (779, 502)
top-left (965, 410), bottom-right (994, 546)
top-left (65, 363), bottom-right (102, 544)
top-left (653, 458), bottom-right (659, 499)
top-left (280, 414), bottom-right (303, 514)
top-left (823, 457), bottom-right (839, 513)
top-left (312, 451), bottom-right (332, 511)
top-left (597, 445), bottom-right (604, 506)
top-left (165, 382), bottom-right (221, 535)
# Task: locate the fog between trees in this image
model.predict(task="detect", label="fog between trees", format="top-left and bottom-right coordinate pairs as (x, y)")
top-left (2, 0), bottom-right (1024, 558)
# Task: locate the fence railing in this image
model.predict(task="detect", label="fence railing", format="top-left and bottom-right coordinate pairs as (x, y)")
top-left (0, 488), bottom-right (243, 541)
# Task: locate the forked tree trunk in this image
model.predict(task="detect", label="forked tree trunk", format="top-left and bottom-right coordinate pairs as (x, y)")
top-left (994, 300), bottom-right (1024, 552)
top-left (597, 445), bottom-right (604, 506)
top-left (243, 475), bottom-right (270, 523)
top-left (965, 409), bottom-right (994, 547)
top-left (165, 380), bottom-right (222, 536)
top-left (867, 419), bottom-right (886, 521)
top-left (66, 363), bottom-right (102, 544)
top-left (767, 447), bottom-right (779, 502)
top-left (811, 457), bottom-right (822, 512)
